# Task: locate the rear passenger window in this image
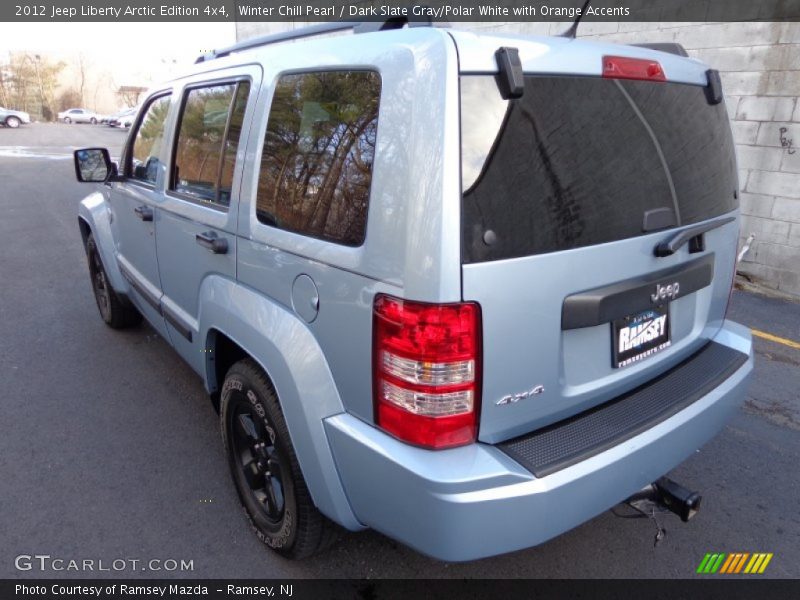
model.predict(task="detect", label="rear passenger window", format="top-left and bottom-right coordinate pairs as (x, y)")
top-left (130, 94), bottom-right (171, 185)
top-left (171, 81), bottom-right (250, 208)
top-left (256, 71), bottom-right (381, 246)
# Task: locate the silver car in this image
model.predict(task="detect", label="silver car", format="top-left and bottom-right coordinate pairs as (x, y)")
top-left (71, 21), bottom-right (753, 561)
top-left (58, 108), bottom-right (98, 124)
top-left (0, 106), bottom-right (31, 128)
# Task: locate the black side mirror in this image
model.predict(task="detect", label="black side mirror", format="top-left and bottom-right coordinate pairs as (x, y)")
top-left (74, 147), bottom-right (118, 183)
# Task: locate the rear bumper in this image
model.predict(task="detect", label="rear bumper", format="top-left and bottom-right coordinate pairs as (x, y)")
top-left (324, 320), bottom-right (753, 561)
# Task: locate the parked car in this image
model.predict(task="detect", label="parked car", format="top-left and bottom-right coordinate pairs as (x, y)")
top-left (58, 108), bottom-right (98, 124)
top-left (116, 110), bottom-right (136, 130)
top-left (0, 106), bottom-right (31, 128)
top-left (71, 21), bottom-right (753, 562)
top-left (108, 107), bottom-right (136, 129)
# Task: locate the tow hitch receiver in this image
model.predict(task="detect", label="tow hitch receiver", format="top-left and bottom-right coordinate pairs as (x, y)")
top-left (654, 477), bottom-right (702, 522)
top-left (627, 476), bottom-right (702, 522)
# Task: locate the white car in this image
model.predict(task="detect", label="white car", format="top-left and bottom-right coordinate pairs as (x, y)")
top-left (0, 106), bottom-right (31, 128)
top-left (57, 108), bottom-right (98, 124)
top-left (109, 107), bottom-right (137, 129)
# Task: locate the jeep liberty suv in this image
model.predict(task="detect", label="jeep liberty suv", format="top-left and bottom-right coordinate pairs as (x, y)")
top-left (72, 21), bottom-right (753, 561)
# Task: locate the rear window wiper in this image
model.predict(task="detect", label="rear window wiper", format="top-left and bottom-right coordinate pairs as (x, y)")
top-left (654, 216), bottom-right (735, 257)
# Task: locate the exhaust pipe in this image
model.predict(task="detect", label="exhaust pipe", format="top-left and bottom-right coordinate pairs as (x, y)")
top-left (627, 476), bottom-right (702, 522)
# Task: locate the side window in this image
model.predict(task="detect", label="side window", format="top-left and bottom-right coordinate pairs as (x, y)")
top-left (256, 70), bottom-right (381, 246)
top-left (171, 81), bottom-right (250, 207)
top-left (130, 95), bottom-right (171, 185)
top-left (219, 82), bottom-right (250, 206)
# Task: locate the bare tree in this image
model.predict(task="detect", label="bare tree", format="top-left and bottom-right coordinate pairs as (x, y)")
top-left (75, 53), bottom-right (89, 107)
top-left (0, 52), bottom-right (64, 120)
top-left (118, 86), bottom-right (147, 108)
top-left (0, 65), bottom-right (11, 107)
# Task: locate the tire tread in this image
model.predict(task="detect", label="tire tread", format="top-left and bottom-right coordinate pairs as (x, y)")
top-left (224, 359), bottom-right (340, 559)
top-left (86, 234), bottom-right (142, 329)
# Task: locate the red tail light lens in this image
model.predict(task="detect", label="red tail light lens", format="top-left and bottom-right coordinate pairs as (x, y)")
top-left (373, 294), bottom-right (481, 449)
top-left (602, 56), bottom-right (666, 82)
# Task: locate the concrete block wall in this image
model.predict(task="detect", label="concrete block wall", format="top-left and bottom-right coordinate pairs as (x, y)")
top-left (236, 20), bottom-right (800, 296)
top-left (464, 21), bottom-right (800, 296)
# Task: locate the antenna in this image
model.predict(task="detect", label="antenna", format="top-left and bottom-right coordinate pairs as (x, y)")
top-left (560, 0), bottom-right (593, 39)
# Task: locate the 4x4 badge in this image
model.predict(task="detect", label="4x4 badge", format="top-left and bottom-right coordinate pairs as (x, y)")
top-left (497, 385), bottom-right (545, 406)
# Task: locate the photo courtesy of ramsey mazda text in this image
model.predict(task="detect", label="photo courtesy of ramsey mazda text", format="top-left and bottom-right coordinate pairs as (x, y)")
top-left (71, 18), bottom-right (753, 561)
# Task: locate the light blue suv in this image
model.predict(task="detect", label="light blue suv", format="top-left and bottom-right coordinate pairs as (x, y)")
top-left (73, 21), bottom-right (753, 561)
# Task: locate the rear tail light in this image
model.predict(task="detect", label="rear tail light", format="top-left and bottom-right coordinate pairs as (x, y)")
top-left (602, 56), bottom-right (666, 82)
top-left (373, 294), bottom-right (481, 449)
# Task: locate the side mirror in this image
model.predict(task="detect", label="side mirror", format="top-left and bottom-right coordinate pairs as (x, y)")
top-left (74, 147), bottom-right (118, 183)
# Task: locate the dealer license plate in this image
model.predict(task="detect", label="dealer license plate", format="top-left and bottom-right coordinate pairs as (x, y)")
top-left (612, 306), bottom-right (671, 368)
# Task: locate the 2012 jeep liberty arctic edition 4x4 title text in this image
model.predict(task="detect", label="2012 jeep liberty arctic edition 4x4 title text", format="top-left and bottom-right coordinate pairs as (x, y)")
top-left (72, 20), bottom-right (753, 561)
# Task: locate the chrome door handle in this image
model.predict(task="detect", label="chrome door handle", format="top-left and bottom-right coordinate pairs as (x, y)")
top-left (195, 231), bottom-right (228, 254)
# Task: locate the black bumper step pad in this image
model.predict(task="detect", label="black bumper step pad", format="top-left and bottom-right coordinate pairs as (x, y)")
top-left (498, 342), bottom-right (748, 477)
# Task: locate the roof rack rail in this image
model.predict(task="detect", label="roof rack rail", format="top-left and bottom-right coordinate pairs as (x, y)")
top-left (195, 16), bottom-right (441, 63)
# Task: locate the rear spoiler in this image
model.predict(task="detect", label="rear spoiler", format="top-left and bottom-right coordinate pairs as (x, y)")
top-left (630, 43), bottom-right (721, 105)
top-left (631, 43), bottom-right (689, 57)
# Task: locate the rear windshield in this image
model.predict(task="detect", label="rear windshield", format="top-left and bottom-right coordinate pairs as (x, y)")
top-left (461, 75), bottom-right (738, 263)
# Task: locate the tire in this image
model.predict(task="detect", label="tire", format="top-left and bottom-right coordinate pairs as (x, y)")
top-left (220, 359), bottom-right (339, 559)
top-left (86, 233), bottom-right (142, 329)
top-left (64, 117), bottom-right (72, 124)
top-left (90, 117), bottom-right (97, 124)
top-left (5, 116), bottom-right (20, 128)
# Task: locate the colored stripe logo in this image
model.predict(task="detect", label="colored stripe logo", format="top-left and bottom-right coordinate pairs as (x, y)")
top-left (697, 552), bottom-right (773, 574)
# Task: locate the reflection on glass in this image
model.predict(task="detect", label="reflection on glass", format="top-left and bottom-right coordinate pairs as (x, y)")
top-left (256, 71), bottom-right (381, 246)
top-left (76, 149), bottom-right (108, 182)
top-left (172, 82), bottom-right (249, 207)
top-left (219, 82), bottom-right (250, 206)
top-left (460, 77), bottom-right (509, 191)
top-left (461, 75), bottom-right (737, 263)
top-left (131, 95), bottom-right (171, 184)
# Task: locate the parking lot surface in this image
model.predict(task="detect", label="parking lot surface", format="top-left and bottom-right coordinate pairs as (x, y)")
top-left (1, 124), bottom-right (798, 578)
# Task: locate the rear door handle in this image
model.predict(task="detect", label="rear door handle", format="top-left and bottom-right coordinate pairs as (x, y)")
top-left (195, 231), bottom-right (228, 254)
top-left (133, 205), bottom-right (153, 221)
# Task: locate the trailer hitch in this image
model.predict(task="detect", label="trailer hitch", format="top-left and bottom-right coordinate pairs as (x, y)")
top-left (628, 476), bottom-right (702, 522)
top-left (616, 476), bottom-right (702, 546)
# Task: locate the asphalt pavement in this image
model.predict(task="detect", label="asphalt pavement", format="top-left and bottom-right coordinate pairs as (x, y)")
top-left (1, 123), bottom-right (798, 579)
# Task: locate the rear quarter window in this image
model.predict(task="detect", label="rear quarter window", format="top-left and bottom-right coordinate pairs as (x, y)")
top-left (256, 70), bottom-right (381, 247)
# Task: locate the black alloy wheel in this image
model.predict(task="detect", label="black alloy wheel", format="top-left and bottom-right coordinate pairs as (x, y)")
top-left (228, 394), bottom-right (286, 525)
top-left (220, 359), bottom-right (338, 558)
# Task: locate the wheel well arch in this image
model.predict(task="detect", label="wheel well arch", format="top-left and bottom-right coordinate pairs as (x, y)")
top-left (78, 217), bottom-right (91, 250)
top-left (206, 328), bottom-right (252, 412)
top-left (197, 280), bottom-right (360, 529)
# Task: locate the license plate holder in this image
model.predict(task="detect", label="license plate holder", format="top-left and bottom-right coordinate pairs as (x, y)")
top-left (612, 306), bottom-right (671, 368)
